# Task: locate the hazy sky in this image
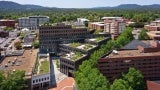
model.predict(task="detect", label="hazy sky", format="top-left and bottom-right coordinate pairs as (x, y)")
top-left (2, 0), bottom-right (160, 8)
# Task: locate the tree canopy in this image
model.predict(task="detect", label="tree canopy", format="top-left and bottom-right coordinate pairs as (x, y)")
top-left (0, 70), bottom-right (27, 90)
top-left (138, 29), bottom-right (150, 40)
top-left (75, 27), bottom-right (134, 90)
top-left (122, 68), bottom-right (146, 90)
top-left (110, 79), bottom-right (133, 90)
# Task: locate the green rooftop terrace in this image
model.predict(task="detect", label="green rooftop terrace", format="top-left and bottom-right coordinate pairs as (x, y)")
top-left (63, 52), bottom-right (86, 61)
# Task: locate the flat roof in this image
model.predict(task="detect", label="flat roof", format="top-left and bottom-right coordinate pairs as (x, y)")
top-left (0, 49), bottom-right (37, 77)
top-left (121, 40), bottom-right (152, 50)
top-left (106, 50), bottom-right (160, 59)
top-left (102, 17), bottom-right (122, 20)
top-left (0, 19), bottom-right (15, 21)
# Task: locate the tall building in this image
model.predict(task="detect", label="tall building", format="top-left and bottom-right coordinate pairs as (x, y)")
top-left (39, 23), bottom-right (89, 53)
top-left (98, 40), bottom-right (160, 81)
top-left (18, 16), bottom-right (49, 30)
top-left (104, 17), bottom-right (126, 35)
top-left (0, 19), bottom-right (16, 28)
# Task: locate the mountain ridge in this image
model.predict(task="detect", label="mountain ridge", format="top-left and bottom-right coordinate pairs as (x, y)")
top-left (0, 1), bottom-right (160, 10)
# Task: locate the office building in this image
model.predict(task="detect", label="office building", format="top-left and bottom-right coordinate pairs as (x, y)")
top-left (147, 31), bottom-right (160, 40)
top-left (0, 19), bottom-right (16, 28)
top-left (18, 16), bottom-right (49, 30)
top-left (39, 23), bottom-right (89, 53)
top-left (104, 17), bottom-right (126, 35)
top-left (144, 19), bottom-right (160, 31)
top-left (88, 22), bottom-right (104, 31)
top-left (98, 40), bottom-right (160, 81)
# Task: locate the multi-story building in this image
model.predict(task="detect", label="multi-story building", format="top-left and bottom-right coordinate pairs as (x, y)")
top-left (0, 30), bottom-right (9, 38)
top-left (147, 31), bottom-right (160, 40)
top-left (59, 36), bottom-right (110, 76)
top-left (144, 20), bottom-right (160, 31)
top-left (18, 16), bottom-right (49, 30)
top-left (88, 22), bottom-right (104, 31)
top-left (147, 80), bottom-right (160, 90)
top-left (98, 40), bottom-right (160, 82)
top-left (104, 17), bottom-right (126, 35)
top-left (0, 19), bottom-right (16, 28)
top-left (77, 18), bottom-right (89, 25)
top-left (39, 23), bottom-right (89, 53)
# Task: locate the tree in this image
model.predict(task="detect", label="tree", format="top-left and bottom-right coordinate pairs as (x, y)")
top-left (3, 27), bottom-right (13, 31)
top-left (110, 79), bottom-right (133, 90)
top-left (33, 41), bottom-right (39, 48)
top-left (122, 68), bottom-right (146, 90)
top-left (0, 70), bottom-right (27, 90)
top-left (14, 41), bottom-right (22, 50)
top-left (138, 29), bottom-right (150, 40)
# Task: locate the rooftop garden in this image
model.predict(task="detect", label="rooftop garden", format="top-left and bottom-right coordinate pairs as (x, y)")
top-left (34, 58), bottom-right (50, 75)
top-left (39, 60), bottom-right (50, 74)
top-left (83, 44), bottom-right (94, 50)
top-left (95, 36), bottom-right (106, 42)
top-left (68, 42), bottom-right (96, 51)
top-left (69, 42), bottom-right (81, 47)
top-left (64, 52), bottom-right (84, 61)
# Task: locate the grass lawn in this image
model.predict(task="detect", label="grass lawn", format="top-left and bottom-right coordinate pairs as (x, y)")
top-left (40, 60), bottom-right (49, 74)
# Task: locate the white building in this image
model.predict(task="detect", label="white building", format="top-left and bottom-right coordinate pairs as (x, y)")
top-left (18, 16), bottom-right (49, 30)
top-left (77, 18), bottom-right (89, 24)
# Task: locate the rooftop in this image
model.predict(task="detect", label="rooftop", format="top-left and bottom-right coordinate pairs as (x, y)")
top-left (67, 42), bottom-right (96, 51)
top-left (147, 31), bottom-right (160, 37)
top-left (0, 19), bottom-right (16, 21)
top-left (0, 49), bottom-right (37, 78)
top-left (63, 52), bottom-right (87, 61)
top-left (106, 49), bottom-right (160, 59)
top-left (121, 40), bottom-right (152, 50)
top-left (87, 36), bottom-right (107, 42)
top-left (101, 17), bottom-right (122, 20)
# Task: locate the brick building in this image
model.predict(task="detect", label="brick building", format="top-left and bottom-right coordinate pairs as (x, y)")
top-left (104, 17), bottom-right (126, 36)
top-left (0, 19), bottom-right (16, 28)
top-left (98, 40), bottom-right (160, 81)
top-left (88, 22), bottom-right (104, 31)
top-left (39, 23), bottom-right (89, 53)
top-left (144, 20), bottom-right (160, 31)
top-left (147, 81), bottom-right (160, 90)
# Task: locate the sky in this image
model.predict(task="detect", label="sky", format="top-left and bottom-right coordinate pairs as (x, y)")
top-left (2, 0), bottom-right (160, 8)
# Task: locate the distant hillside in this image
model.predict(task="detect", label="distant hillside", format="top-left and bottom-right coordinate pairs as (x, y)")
top-left (0, 1), bottom-right (48, 10)
top-left (0, 1), bottom-right (160, 10)
top-left (93, 4), bottom-right (160, 9)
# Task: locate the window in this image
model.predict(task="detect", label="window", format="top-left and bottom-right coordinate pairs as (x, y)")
top-left (33, 80), bottom-right (35, 83)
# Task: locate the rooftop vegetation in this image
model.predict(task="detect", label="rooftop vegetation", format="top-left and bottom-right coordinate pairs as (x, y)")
top-left (69, 42), bottom-right (81, 47)
top-left (95, 36), bottom-right (106, 42)
top-left (83, 44), bottom-right (94, 50)
top-left (71, 52), bottom-right (83, 61)
top-left (39, 60), bottom-right (49, 74)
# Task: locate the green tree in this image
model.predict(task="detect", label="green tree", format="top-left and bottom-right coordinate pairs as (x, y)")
top-left (33, 41), bottom-right (39, 48)
top-left (110, 79), bottom-right (133, 90)
top-left (138, 29), bottom-right (150, 40)
top-left (122, 68), bottom-right (146, 90)
top-left (0, 71), bottom-right (27, 90)
top-left (14, 41), bottom-right (22, 50)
